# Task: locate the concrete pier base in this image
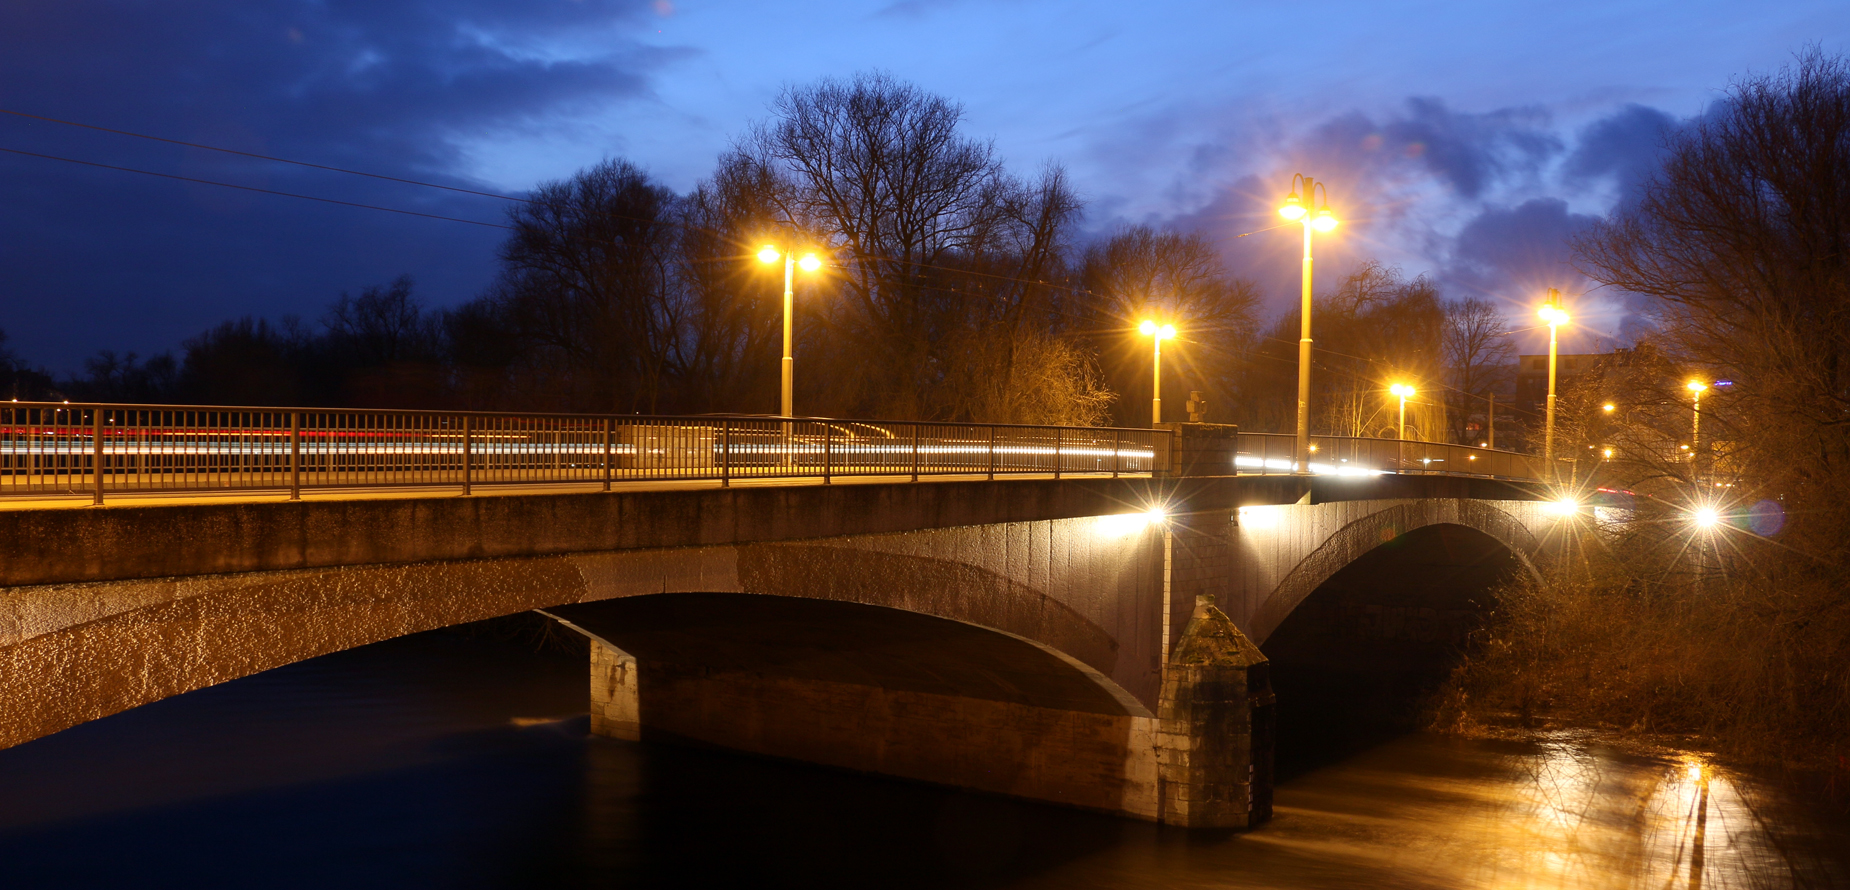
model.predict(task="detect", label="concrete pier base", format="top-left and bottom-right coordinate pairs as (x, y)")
top-left (570, 593), bottom-right (1272, 829)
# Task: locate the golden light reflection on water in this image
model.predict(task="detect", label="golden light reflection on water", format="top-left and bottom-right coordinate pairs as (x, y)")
top-left (1018, 735), bottom-right (1847, 890)
top-left (1238, 737), bottom-right (1845, 890)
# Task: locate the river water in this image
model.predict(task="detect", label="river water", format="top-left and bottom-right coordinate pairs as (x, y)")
top-left (1, 625), bottom-right (1845, 889)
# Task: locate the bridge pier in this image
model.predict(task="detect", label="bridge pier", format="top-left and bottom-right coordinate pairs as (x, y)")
top-left (576, 593), bottom-right (1272, 828)
top-left (568, 423), bottom-right (1275, 829)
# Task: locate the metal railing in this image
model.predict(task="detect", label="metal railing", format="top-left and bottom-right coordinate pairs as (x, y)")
top-left (1235, 432), bottom-right (1542, 481)
top-left (0, 402), bottom-right (1550, 503)
top-left (0, 403), bottom-right (1161, 503)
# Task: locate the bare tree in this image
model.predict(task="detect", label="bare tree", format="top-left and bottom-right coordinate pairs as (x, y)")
top-left (1073, 225), bottom-right (1259, 426)
top-left (1443, 297), bottom-right (1515, 443)
top-left (494, 159), bottom-right (680, 413)
top-left (748, 72), bottom-right (1096, 421)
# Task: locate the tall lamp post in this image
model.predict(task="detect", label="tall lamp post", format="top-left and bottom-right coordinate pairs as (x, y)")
top-left (1687, 379), bottom-right (1707, 473)
top-left (1538, 290), bottom-right (1570, 479)
top-left (1390, 382), bottom-right (1415, 470)
top-left (758, 245), bottom-right (822, 417)
top-left (1279, 175), bottom-right (1338, 474)
top-left (1139, 320), bottom-right (1176, 427)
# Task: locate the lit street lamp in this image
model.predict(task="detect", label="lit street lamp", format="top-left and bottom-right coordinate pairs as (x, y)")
top-left (1390, 382), bottom-right (1414, 471)
top-left (1139, 320), bottom-right (1176, 427)
top-left (1280, 175), bottom-right (1338, 474)
top-left (1687, 379), bottom-right (1707, 473)
top-left (758, 245), bottom-right (823, 417)
top-left (1390, 383), bottom-right (1415, 440)
top-left (1538, 290), bottom-right (1570, 479)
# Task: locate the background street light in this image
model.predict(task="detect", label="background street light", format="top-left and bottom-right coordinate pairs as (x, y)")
top-left (1687, 379), bottom-right (1708, 474)
top-left (1139, 319), bottom-right (1176, 427)
top-left (1281, 174), bottom-right (1337, 474)
top-left (758, 244), bottom-right (822, 417)
top-left (1538, 290), bottom-right (1570, 478)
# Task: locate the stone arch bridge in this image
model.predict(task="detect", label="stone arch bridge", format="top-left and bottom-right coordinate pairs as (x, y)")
top-left (0, 432), bottom-right (1559, 829)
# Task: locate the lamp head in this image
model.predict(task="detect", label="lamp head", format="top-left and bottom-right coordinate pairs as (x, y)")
top-left (1278, 192), bottom-right (1306, 221)
top-left (1687, 380), bottom-right (1708, 394)
top-left (1139, 319), bottom-right (1157, 336)
top-left (1538, 304), bottom-right (1569, 326)
top-left (1602, 403), bottom-right (1615, 412)
top-left (1692, 507), bottom-right (1720, 529)
top-left (797, 253), bottom-right (822, 272)
top-left (1311, 209), bottom-right (1338, 232)
top-left (1160, 323), bottom-right (1176, 340)
top-left (1390, 383), bottom-right (1414, 398)
top-left (756, 246), bottom-right (781, 264)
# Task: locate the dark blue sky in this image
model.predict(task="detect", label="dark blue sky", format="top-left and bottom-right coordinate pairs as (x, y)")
top-left (2, 1), bottom-right (1845, 373)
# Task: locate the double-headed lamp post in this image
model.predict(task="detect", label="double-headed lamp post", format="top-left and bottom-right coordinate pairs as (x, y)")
top-left (1538, 291), bottom-right (1570, 478)
top-left (757, 245), bottom-right (822, 417)
top-left (1139, 320), bottom-right (1177, 427)
top-left (1280, 175), bottom-right (1338, 474)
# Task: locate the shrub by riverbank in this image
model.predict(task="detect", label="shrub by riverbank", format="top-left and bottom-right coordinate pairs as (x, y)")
top-left (1430, 556), bottom-right (1850, 778)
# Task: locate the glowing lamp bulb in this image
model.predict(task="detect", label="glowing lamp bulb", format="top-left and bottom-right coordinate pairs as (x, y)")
top-left (1278, 193), bottom-right (1306, 221)
top-left (1146, 506), bottom-right (1167, 523)
top-left (1390, 383), bottom-right (1414, 398)
top-left (1139, 319), bottom-right (1157, 336)
top-left (1160, 324), bottom-right (1176, 340)
top-left (1311, 209), bottom-right (1338, 232)
top-left (1539, 305), bottom-right (1569, 326)
top-left (1602, 403), bottom-right (1615, 413)
top-left (1693, 507), bottom-right (1720, 528)
top-left (756, 246), bottom-right (781, 264)
top-left (1687, 380), bottom-right (1708, 393)
top-left (798, 253), bottom-right (822, 272)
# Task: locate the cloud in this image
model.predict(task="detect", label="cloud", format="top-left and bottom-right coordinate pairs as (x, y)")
top-left (1148, 97), bottom-right (1678, 349)
top-left (0, 0), bottom-right (679, 371)
top-left (1563, 103), bottom-right (1680, 208)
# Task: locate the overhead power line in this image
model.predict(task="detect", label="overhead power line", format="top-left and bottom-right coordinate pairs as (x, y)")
top-left (0, 145), bottom-right (513, 230)
top-left (0, 106), bottom-right (532, 205)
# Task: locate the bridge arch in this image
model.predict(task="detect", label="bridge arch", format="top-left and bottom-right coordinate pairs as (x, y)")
top-left (1247, 498), bottom-right (1545, 644)
top-left (0, 524), bottom-right (1153, 752)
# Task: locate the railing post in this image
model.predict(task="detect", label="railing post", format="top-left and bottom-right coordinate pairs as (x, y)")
top-left (289, 411), bottom-right (301, 500)
top-left (91, 407), bottom-right (104, 506)
top-left (910, 424), bottom-right (920, 482)
top-left (721, 419), bottom-right (731, 488)
top-left (1053, 428), bottom-right (1062, 480)
top-left (987, 427), bottom-right (997, 480)
top-left (822, 424), bottom-right (832, 484)
top-left (461, 414), bottom-right (473, 496)
top-left (1113, 429), bottom-right (1121, 478)
top-left (603, 417), bottom-right (613, 491)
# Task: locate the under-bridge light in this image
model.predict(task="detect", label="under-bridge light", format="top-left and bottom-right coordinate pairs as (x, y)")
top-left (1096, 512), bottom-right (1152, 537)
top-left (1544, 498), bottom-right (1579, 517)
top-left (1146, 506), bottom-right (1168, 524)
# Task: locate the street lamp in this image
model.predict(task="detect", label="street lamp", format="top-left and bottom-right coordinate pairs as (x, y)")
top-left (758, 245), bottom-right (823, 417)
top-left (1389, 383), bottom-right (1415, 440)
top-left (1538, 290), bottom-right (1570, 479)
top-left (1281, 174), bottom-right (1338, 474)
top-left (1390, 382), bottom-right (1414, 471)
top-left (1139, 319), bottom-right (1177, 427)
top-left (1687, 379), bottom-right (1707, 472)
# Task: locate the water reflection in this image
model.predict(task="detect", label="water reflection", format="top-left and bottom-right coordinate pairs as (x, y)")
top-left (0, 628), bottom-right (1841, 889)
